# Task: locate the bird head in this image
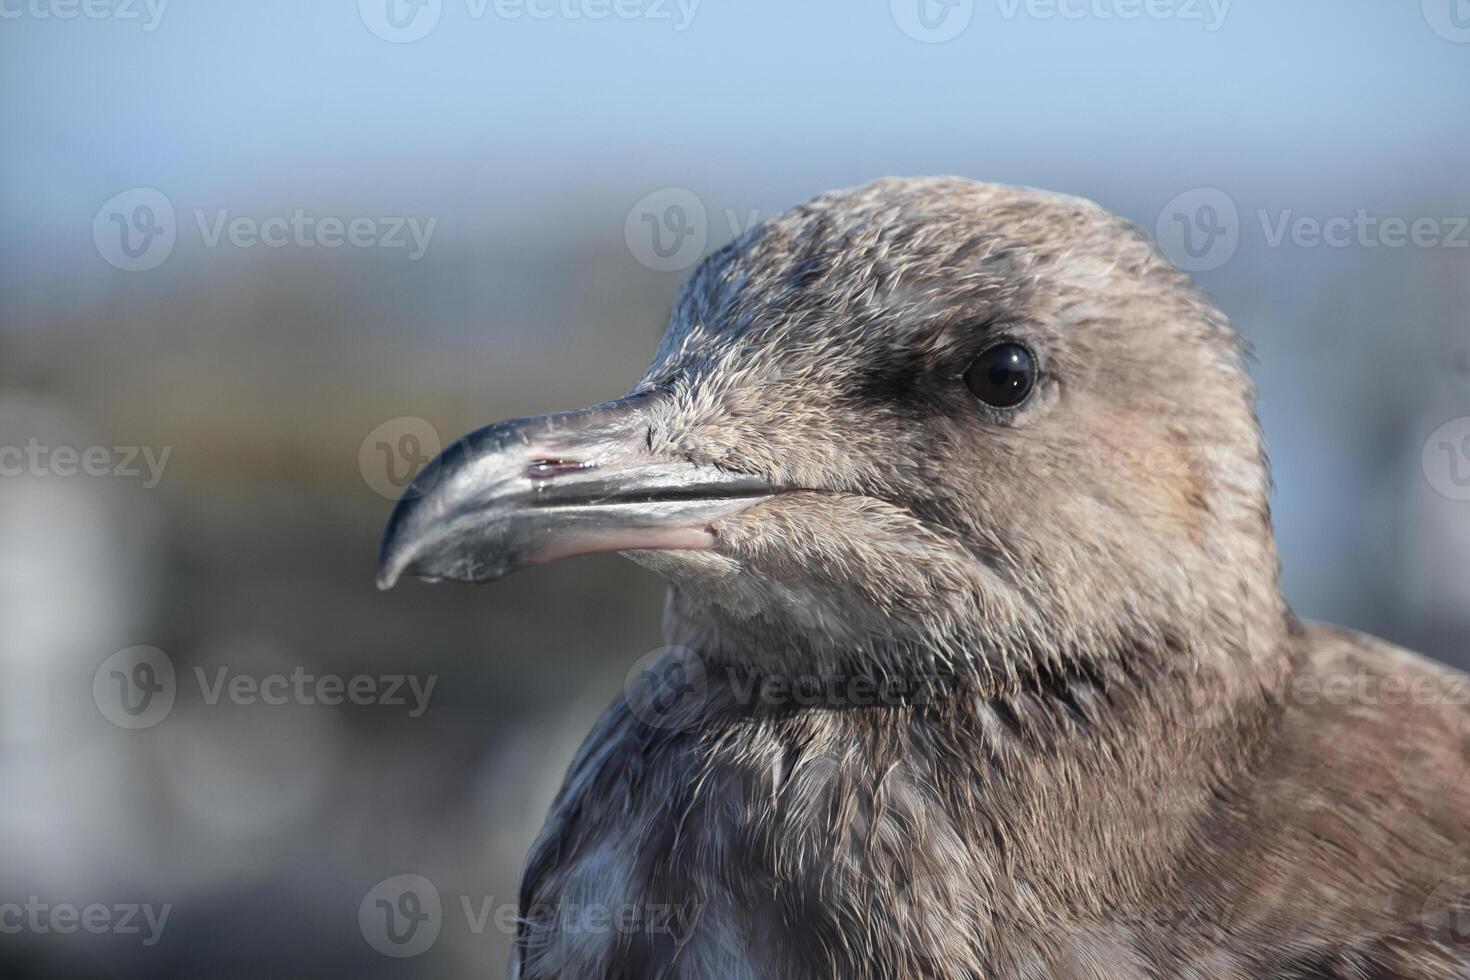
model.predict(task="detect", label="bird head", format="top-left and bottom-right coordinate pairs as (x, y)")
top-left (378, 178), bottom-right (1284, 687)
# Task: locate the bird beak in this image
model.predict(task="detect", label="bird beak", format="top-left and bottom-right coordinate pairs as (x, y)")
top-left (376, 393), bottom-right (775, 589)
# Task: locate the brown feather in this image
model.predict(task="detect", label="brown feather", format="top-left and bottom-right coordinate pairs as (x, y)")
top-left (509, 178), bottom-right (1470, 979)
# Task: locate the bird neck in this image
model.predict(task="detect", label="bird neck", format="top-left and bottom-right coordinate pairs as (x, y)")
top-left (657, 589), bottom-right (1297, 923)
top-left (661, 577), bottom-right (1297, 769)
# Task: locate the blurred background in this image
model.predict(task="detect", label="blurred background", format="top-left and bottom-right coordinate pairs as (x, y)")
top-left (1, 0), bottom-right (1468, 975)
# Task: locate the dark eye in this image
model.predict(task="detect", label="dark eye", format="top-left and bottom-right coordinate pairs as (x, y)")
top-left (964, 343), bottom-right (1036, 408)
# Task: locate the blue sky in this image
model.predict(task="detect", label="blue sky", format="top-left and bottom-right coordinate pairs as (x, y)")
top-left (3, 0), bottom-right (1468, 260)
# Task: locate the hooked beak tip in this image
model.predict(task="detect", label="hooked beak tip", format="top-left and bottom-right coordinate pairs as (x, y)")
top-left (376, 493), bottom-right (422, 590)
top-left (371, 395), bottom-right (778, 591)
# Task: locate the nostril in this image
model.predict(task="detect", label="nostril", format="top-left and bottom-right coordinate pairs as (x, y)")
top-left (526, 458), bottom-right (594, 480)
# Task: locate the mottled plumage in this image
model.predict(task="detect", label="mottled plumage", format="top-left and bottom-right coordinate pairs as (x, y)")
top-left (382, 177), bottom-right (1470, 978)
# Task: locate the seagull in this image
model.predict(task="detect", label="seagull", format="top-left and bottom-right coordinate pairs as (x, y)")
top-left (378, 178), bottom-right (1470, 979)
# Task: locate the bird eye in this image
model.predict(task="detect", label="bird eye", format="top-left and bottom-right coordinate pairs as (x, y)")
top-left (964, 343), bottom-right (1036, 408)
